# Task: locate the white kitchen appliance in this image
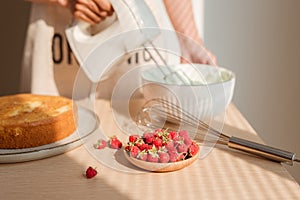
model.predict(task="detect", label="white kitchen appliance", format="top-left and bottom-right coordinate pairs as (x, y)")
top-left (65, 0), bottom-right (163, 83)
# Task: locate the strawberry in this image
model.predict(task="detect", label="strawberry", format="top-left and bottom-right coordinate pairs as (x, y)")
top-left (139, 143), bottom-right (149, 151)
top-left (137, 150), bottom-right (148, 161)
top-left (153, 138), bottom-right (163, 149)
top-left (147, 146), bottom-right (159, 162)
top-left (177, 143), bottom-right (188, 153)
top-left (126, 129), bottom-right (199, 163)
top-left (130, 145), bottom-right (140, 158)
top-left (109, 135), bottom-right (122, 149)
top-left (158, 152), bottom-right (170, 163)
top-left (154, 128), bottom-right (163, 134)
top-left (145, 144), bottom-right (153, 151)
top-left (188, 142), bottom-right (200, 156)
top-left (168, 131), bottom-right (178, 140)
top-left (94, 139), bottom-right (107, 149)
top-left (165, 141), bottom-right (174, 150)
top-left (129, 135), bottom-right (139, 143)
top-left (143, 132), bottom-right (154, 144)
top-left (173, 136), bottom-right (184, 146)
top-left (157, 129), bottom-right (169, 139)
top-left (135, 138), bottom-right (145, 148)
top-left (85, 166), bottom-right (97, 179)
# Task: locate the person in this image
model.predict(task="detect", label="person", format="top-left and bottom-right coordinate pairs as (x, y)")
top-left (21, 0), bottom-right (216, 98)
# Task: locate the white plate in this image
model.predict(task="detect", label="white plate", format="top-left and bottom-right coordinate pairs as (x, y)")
top-left (0, 106), bottom-right (98, 163)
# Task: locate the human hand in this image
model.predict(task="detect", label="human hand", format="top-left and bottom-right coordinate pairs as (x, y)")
top-left (179, 36), bottom-right (217, 66)
top-left (180, 45), bottom-right (217, 66)
top-left (57, 0), bottom-right (114, 25)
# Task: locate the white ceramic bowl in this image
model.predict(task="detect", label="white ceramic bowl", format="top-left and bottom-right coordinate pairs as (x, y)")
top-left (141, 64), bottom-right (235, 120)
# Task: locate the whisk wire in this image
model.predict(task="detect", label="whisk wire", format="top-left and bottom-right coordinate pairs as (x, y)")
top-left (143, 41), bottom-right (192, 84)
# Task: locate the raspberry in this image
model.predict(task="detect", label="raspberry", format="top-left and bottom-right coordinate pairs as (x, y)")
top-left (183, 136), bottom-right (193, 147)
top-left (168, 152), bottom-right (178, 162)
top-left (165, 141), bottom-right (174, 150)
top-left (94, 139), bottom-right (107, 149)
top-left (85, 166), bottom-right (97, 179)
top-left (177, 144), bottom-right (188, 153)
top-left (158, 152), bottom-right (170, 163)
top-left (179, 130), bottom-right (189, 138)
top-left (167, 147), bottom-right (177, 154)
top-left (173, 136), bottom-right (184, 145)
top-left (110, 135), bottom-right (122, 149)
top-left (124, 145), bottom-right (131, 152)
top-left (147, 146), bottom-right (159, 162)
top-left (126, 129), bottom-right (200, 164)
top-left (147, 153), bottom-right (159, 163)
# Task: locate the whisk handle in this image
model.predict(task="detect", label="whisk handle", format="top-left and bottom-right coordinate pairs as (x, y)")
top-left (228, 136), bottom-right (296, 165)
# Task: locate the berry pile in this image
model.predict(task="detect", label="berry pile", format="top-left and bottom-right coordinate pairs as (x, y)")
top-left (125, 129), bottom-right (199, 163)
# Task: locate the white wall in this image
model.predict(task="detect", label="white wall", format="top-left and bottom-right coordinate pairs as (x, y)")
top-left (203, 0), bottom-right (300, 182)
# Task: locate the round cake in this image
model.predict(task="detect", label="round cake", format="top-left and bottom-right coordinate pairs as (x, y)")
top-left (0, 94), bottom-right (77, 149)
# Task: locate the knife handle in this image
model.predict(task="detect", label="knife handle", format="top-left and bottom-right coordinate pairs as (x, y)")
top-left (228, 136), bottom-right (296, 165)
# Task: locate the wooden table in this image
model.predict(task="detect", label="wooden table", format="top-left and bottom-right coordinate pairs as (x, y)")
top-left (1, 99), bottom-right (299, 200)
